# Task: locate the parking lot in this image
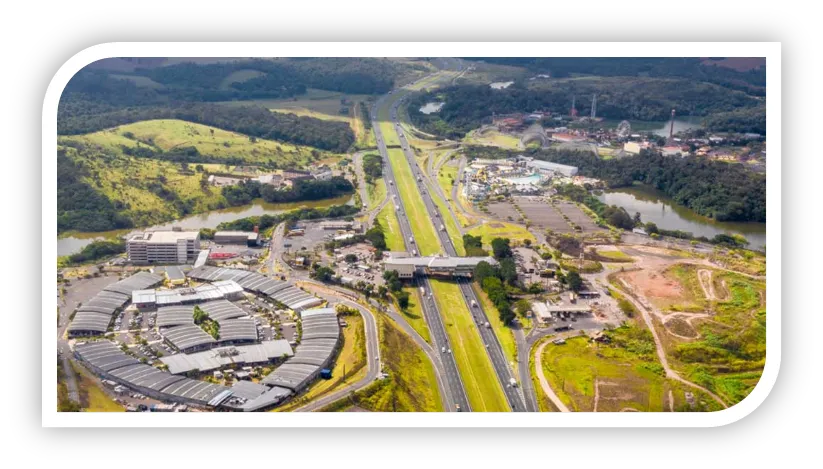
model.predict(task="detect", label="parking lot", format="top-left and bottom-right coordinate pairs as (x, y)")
top-left (554, 200), bottom-right (606, 233)
top-left (513, 196), bottom-right (576, 233)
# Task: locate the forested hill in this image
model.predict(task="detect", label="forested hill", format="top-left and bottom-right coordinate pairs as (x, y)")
top-left (465, 145), bottom-right (766, 223)
top-left (59, 58), bottom-right (429, 150)
top-left (409, 77), bottom-right (762, 139)
top-left (464, 57), bottom-right (766, 96)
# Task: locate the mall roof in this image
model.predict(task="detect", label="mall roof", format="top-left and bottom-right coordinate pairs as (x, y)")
top-left (217, 318), bottom-right (257, 343)
top-left (160, 340), bottom-right (294, 375)
top-left (260, 363), bottom-right (320, 391)
top-left (103, 271), bottom-right (163, 296)
top-left (67, 311), bottom-right (113, 334)
top-left (187, 266), bottom-right (322, 311)
top-left (162, 324), bottom-right (217, 351)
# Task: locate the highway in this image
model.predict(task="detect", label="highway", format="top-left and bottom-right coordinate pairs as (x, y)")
top-left (386, 80), bottom-right (528, 412)
top-left (372, 92), bottom-right (470, 413)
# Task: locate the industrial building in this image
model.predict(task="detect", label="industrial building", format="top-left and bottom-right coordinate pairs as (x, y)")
top-left (524, 159), bottom-right (579, 177)
top-left (214, 231), bottom-right (260, 246)
top-left (67, 272), bottom-right (163, 337)
top-left (532, 301), bottom-right (592, 324)
top-left (382, 255), bottom-right (498, 279)
top-left (127, 230), bottom-right (201, 265)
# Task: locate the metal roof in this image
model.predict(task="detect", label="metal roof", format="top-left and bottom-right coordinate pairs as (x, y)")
top-left (156, 305), bottom-right (195, 327)
top-left (260, 363), bottom-right (320, 391)
top-left (68, 311), bottom-right (113, 334)
top-left (162, 324), bottom-right (217, 351)
top-left (186, 266), bottom-right (321, 311)
top-left (241, 386), bottom-right (293, 412)
top-left (160, 340), bottom-right (294, 375)
top-left (229, 380), bottom-right (268, 400)
top-left (104, 271), bottom-right (163, 296)
top-left (198, 299), bottom-right (247, 322)
top-left (217, 318), bottom-right (257, 343)
top-left (74, 341), bottom-right (140, 371)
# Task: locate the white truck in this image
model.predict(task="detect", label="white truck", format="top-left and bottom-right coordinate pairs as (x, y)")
top-left (509, 378), bottom-right (518, 387)
top-left (440, 224), bottom-right (446, 232)
top-left (484, 322), bottom-right (491, 329)
top-left (470, 299), bottom-right (478, 308)
top-left (409, 236), bottom-right (415, 244)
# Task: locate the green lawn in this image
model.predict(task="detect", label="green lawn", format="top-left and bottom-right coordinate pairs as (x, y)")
top-left (400, 287), bottom-right (432, 344)
top-left (467, 221), bottom-right (536, 248)
top-left (386, 148), bottom-right (442, 256)
top-left (428, 183), bottom-right (464, 255)
top-left (366, 179), bottom-right (387, 212)
top-left (473, 284), bottom-right (517, 364)
top-left (540, 332), bottom-right (724, 412)
top-left (596, 249), bottom-right (634, 262)
top-left (376, 203), bottom-right (405, 252)
top-left (430, 279), bottom-right (510, 412)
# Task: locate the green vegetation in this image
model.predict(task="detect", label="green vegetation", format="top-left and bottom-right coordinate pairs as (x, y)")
top-left (376, 203), bottom-right (404, 251)
top-left (595, 249), bottom-right (633, 262)
top-left (323, 312), bottom-right (442, 412)
top-left (467, 221), bottom-right (536, 247)
top-left (74, 364), bottom-right (125, 412)
top-left (473, 284), bottom-right (517, 364)
top-left (221, 177), bottom-right (354, 206)
top-left (366, 179), bottom-right (387, 212)
top-left (662, 264), bottom-right (709, 312)
top-left (400, 287), bottom-right (432, 344)
top-left (669, 273), bottom-right (766, 406)
top-left (430, 279), bottom-right (510, 412)
top-left (275, 312), bottom-right (367, 412)
top-left (468, 145), bottom-right (766, 223)
top-left (409, 76), bottom-right (761, 139)
top-left (462, 234), bottom-right (488, 257)
top-left (386, 148), bottom-right (441, 255)
top-left (193, 305), bottom-right (220, 339)
top-left (58, 239), bottom-right (125, 267)
top-left (215, 204), bottom-right (359, 232)
top-left (362, 153), bottom-right (383, 183)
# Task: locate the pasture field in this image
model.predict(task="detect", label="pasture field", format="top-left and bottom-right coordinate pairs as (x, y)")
top-left (467, 221), bottom-right (536, 248)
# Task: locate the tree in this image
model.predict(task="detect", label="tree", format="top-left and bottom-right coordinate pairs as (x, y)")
top-left (344, 253), bottom-right (358, 263)
top-left (395, 290), bottom-right (410, 309)
top-left (566, 271), bottom-right (583, 292)
top-left (499, 258), bottom-right (518, 286)
top-left (473, 261), bottom-right (499, 286)
top-left (491, 237), bottom-right (513, 259)
top-left (311, 265), bottom-right (335, 282)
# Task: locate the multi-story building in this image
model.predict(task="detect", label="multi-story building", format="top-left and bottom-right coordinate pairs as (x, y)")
top-left (127, 230), bottom-right (201, 265)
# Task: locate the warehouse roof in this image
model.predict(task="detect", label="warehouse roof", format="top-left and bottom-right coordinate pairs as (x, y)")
top-left (74, 341), bottom-right (139, 372)
top-left (217, 318), bottom-right (257, 343)
top-left (229, 380), bottom-right (268, 400)
top-left (261, 363), bottom-right (320, 391)
top-left (104, 271), bottom-right (163, 296)
top-left (67, 311), bottom-right (113, 334)
top-left (198, 299), bottom-right (247, 322)
top-left (241, 386), bottom-right (293, 412)
top-left (186, 266), bottom-right (322, 311)
top-left (156, 305), bottom-right (195, 327)
top-left (162, 324), bottom-right (217, 351)
top-left (160, 340), bottom-right (293, 375)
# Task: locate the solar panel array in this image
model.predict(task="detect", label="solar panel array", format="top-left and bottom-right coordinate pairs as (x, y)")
top-left (67, 272), bottom-right (163, 336)
top-left (260, 307), bottom-right (340, 392)
top-left (74, 341), bottom-right (228, 405)
top-left (187, 266), bottom-right (322, 311)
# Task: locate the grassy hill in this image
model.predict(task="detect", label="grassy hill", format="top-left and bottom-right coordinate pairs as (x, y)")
top-left (57, 119), bottom-right (349, 233)
top-left (61, 119), bottom-right (344, 168)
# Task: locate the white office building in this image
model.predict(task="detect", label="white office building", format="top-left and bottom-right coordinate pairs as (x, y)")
top-left (127, 230), bottom-right (201, 264)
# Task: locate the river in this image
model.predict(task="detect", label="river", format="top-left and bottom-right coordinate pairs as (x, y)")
top-left (57, 195), bottom-right (354, 257)
top-left (596, 187), bottom-right (766, 250)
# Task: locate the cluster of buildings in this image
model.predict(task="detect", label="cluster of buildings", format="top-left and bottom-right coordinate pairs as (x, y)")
top-left (207, 166), bottom-right (335, 189)
top-left (462, 155), bottom-right (578, 201)
top-left (125, 228), bottom-right (261, 266)
top-left (69, 262), bottom-right (343, 411)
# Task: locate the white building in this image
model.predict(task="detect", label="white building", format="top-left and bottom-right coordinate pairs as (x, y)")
top-left (524, 159), bottom-right (579, 177)
top-left (127, 230), bottom-right (201, 265)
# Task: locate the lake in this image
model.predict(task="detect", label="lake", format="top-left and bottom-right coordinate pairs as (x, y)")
top-left (57, 194), bottom-right (354, 257)
top-left (596, 187), bottom-right (766, 250)
top-left (419, 102), bottom-right (445, 114)
top-left (650, 117), bottom-right (703, 137)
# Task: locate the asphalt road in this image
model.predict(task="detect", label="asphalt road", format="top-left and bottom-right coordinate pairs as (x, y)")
top-left (372, 90), bottom-right (469, 413)
top-left (386, 91), bottom-right (528, 412)
top-left (292, 287), bottom-right (380, 412)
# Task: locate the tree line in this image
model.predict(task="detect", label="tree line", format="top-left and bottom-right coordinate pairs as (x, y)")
top-left (473, 238), bottom-right (519, 325)
top-left (408, 77), bottom-right (762, 139)
top-left (465, 145), bottom-right (766, 223)
top-left (215, 204), bottom-right (360, 232)
top-left (59, 99), bottom-right (355, 152)
top-left (464, 57), bottom-right (766, 96)
top-left (221, 176), bottom-right (354, 206)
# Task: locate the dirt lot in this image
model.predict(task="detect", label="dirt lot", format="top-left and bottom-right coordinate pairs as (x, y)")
top-left (512, 197), bottom-right (574, 233)
top-left (554, 200), bottom-right (605, 233)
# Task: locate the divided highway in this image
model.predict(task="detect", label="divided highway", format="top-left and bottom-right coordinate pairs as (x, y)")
top-left (371, 93), bottom-right (470, 413)
top-left (388, 91), bottom-right (529, 412)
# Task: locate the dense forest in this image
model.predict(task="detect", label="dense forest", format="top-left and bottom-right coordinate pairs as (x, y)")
top-left (221, 177), bottom-right (355, 206)
top-left (57, 149), bottom-right (134, 233)
top-left (138, 58), bottom-right (421, 96)
top-left (408, 77), bottom-right (762, 139)
top-left (215, 204), bottom-right (360, 232)
top-left (703, 105), bottom-right (767, 135)
top-left (465, 145), bottom-right (766, 223)
top-left (465, 57), bottom-right (766, 96)
top-left (59, 100), bottom-right (355, 152)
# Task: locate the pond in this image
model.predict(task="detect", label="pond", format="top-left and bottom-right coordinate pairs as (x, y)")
top-left (596, 187), bottom-right (766, 250)
top-left (57, 194), bottom-right (354, 257)
top-left (419, 102), bottom-right (445, 114)
top-left (650, 117), bottom-right (703, 137)
top-left (489, 81), bottom-right (514, 89)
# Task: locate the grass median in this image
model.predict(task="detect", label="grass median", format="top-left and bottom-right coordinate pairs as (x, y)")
top-left (430, 279), bottom-right (510, 412)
